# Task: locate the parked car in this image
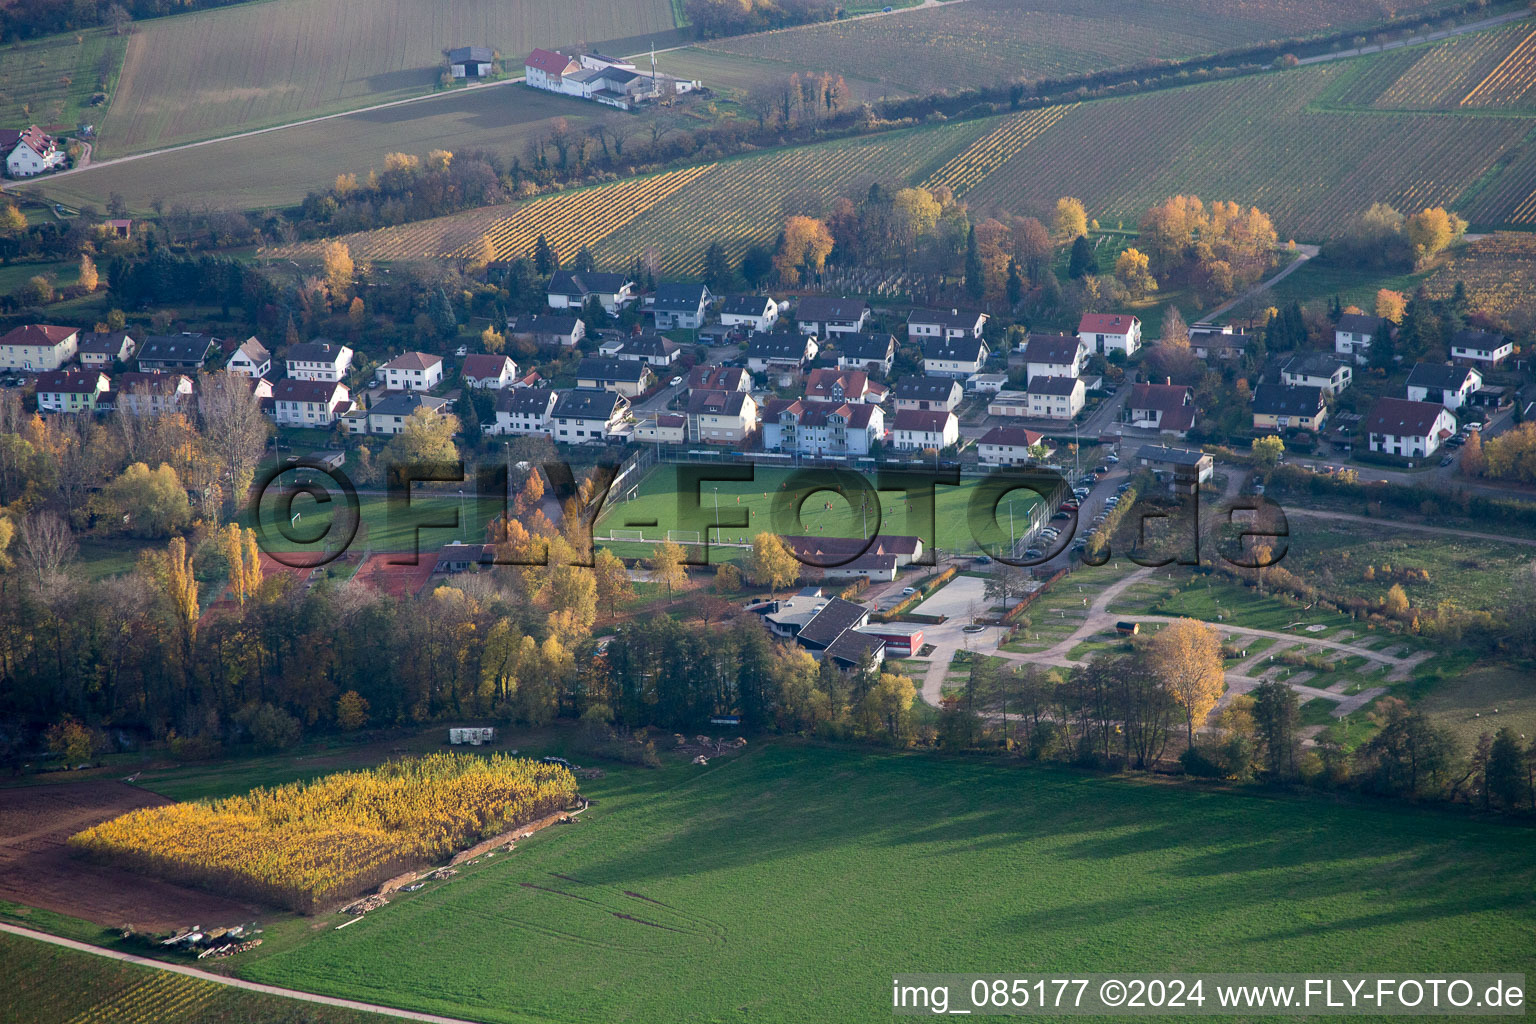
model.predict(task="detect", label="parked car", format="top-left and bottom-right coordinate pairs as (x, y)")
top-left (669, 376), bottom-right (683, 387)
top-left (1052, 510), bottom-right (1072, 521)
top-left (1024, 548), bottom-right (1043, 558)
top-left (1105, 454), bottom-right (1120, 464)
top-left (902, 586), bottom-right (917, 595)
top-left (1440, 455), bottom-right (1456, 466)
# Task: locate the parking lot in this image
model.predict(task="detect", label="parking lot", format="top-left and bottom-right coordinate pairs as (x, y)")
top-left (911, 574), bottom-right (992, 619)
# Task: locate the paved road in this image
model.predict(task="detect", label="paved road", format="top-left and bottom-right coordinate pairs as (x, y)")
top-left (0, 922), bottom-right (484, 1024)
top-left (1201, 245), bottom-right (1319, 322)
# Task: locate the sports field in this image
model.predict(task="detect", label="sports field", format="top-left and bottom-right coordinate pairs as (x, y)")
top-left (231, 743), bottom-right (1536, 1024)
top-left (705, 0), bottom-right (1468, 95)
top-left (595, 462), bottom-right (1055, 561)
top-left (91, 0), bottom-right (677, 157)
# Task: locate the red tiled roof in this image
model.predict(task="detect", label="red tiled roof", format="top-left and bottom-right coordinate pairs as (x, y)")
top-left (978, 426), bottom-right (1044, 449)
top-left (462, 354), bottom-right (513, 379)
top-left (1364, 397), bottom-right (1449, 439)
top-left (892, 409), bottom-right (954, 433)
top-left (1079, 313), bottom-right (1139, 335)
top-left (383, 351), bottom-right (443, 372)
top-left (0, 324), bottom-right (76, 348)
top-left (525, 48), bottom-right (576, 75)
top-left (35, 368), bottom-right (106, 394)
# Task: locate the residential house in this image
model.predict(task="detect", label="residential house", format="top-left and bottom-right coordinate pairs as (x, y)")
top-left (1189, 323), bottom-right (1251, 362)
top-left (1335, 313), bottom-right (1384, 365)
top-left (76, 331), bottom-right (136, 369)
top-left (745, 332), bottom-right (817, 374)
top-left (1252, 384), bottom-right (1328, 433)
top-left (1127, 380), bottom-right (1195, 435)
top-left (686, 389), bottom-right (758, 444)
top-left (1280, 351), bottom-right (1352, 396)
top-left (613, 334), bottom-right (682, 367)
top-left (462, 353), bottom-right (518, 390)
top-left (2, 126), bottom-right (65, 177)
top-left (271, 378), bottom-right (350, 427)
top-left (835, 332), bottom-right (897, 375)
top-left (718, 294), bottom-right (779, 334)
top-left (1135, 444), bottom-right (1213, 492)
top-left (550, 388), bottom-right (628, 443)
top-left (908, 307), bottom-right (988, 343)
top-left (507, 313), bottom-right (586, 348)
top-left (382, 352), bottom-right (445, 391)
top-left (894, 376), bottom-right (962, 413)
top-left (0, 324), bottom-right (78, 370)
top-left (1021, 333), bottom-right (1086, 383)
top-left (546, 270), bottom-right (635, 314)
top-left (921, 336), bottom-right (989, 378)
top-left (493, 387), bottom-right (557, 436)
top-left (1406, 362), bottom-right (1482, 412)
top-left (651, 282), bottom-right (711, 330)
top-left (35, 368), bottom-right (108, 413)
top-left (1365, 397), bottom-right (1457, 459)
top-left (279, 340), bottom-right (349, 382)
top-left (633, 412), bottom-right (687, 444)
top-left (138, 333), bottom-right (216, 372)
top-left (575, 357), bottom-right (653, 398)
top-left (1077, 313), bottom-right (1142, 356)
top-left (804, 367), bottom-right (885, 404)
top-left (688, 365), bottom-right (752, 393)
top-left (114, 372), bottom-right (194, 416)
top-left (891, 408), bottom-right (958, 451)
top-left (976, 426), bottom-right (1049, 467)
top-left (1450, 328), bottom-right (1513, 368)
top-left (760, 399), bottom-right (884, 456)
top-left (353, 391), bottom-right (453, 435)
top-left (523, 48), bottom-right (582, 91)
top-left (1026, 376), bottom-right (1085, 420)
top-left (448, 46), bottom-right (495, 78)
top-left (796, 297), bottom-right (869, 337)
top-left (227, 337), bottom-right (271, 378)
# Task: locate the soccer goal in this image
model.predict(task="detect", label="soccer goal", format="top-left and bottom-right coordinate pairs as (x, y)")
top-left (666, 529), bottom-right (702, 544)
top-left (607, 528), bottom-right (648, 543)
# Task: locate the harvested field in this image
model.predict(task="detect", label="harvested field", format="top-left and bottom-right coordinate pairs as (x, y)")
top-left (0, 780), bottom-right (263, 932)
top-left (1426, 232), bottom-right (1536, 320)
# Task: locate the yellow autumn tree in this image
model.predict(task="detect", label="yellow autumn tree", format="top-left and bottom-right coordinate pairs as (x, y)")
top-left (1053, 196), bottom-right (1088, 243)
top-left (774, 215), bottom-right (834, 285)
top-left (746, 532), bottom-right (799, 598)
top-left (1145, 618), bottom-right (1225, 744)
top-left (647, 539), bottom-right (688, 602)
top-left (1113, 247), bottom-right (1157, 299)
top-left (321, 240), bottom-right (354, 305)
top-left (1375, 288), bottom-right (1407, 324)
top-left (219, 522), bottom-right (262, 605)
top-left (77, 253), bottom-right (98, 292)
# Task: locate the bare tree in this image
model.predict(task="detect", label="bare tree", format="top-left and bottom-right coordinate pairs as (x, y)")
top-left (104, 2), bottom-right (131, 35)
top-left (199, 369), bottom-right (270, 513)
top-left (18, 511), bottom-right (76, 586)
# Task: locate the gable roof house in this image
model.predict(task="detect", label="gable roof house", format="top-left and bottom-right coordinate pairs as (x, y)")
top-left (0, 324), bottom-right (78, 371)
top-left (1021, 333), bottom-right (1086, 384)
top-left (462, 353), bottom-right (518, 390)
top-left (2, 126), bottom-right (66, 177)
top-left (138, 333), bottom-right (216, 372)
top-left (1189, 323), bottom-right (1251, 362)
top-left (575, 357), bottom-right (654, 397)
top-left (976, 425), bottom-right (1049, 467)
top-left (688, 364), bottom-right (752, 393)
top-left (921, 335), bottom-right (989, 378)
top-left (804, 367), bottom-right (886, 404)
top-left (745, 332), bottom-right (818, 374)
top-left (270, 378), bottom-right (350, 427)
top-left (546, 270), bottom-right (635, 314)
top-left (381, 351), bottom-right (444, 391)
top-left (448, 45), bottom-right (495, 78)
top-left (1024, 375), bottom-right (1085, 421)
top-left (1335, 313), bottom-right (1384, 365)
top-left (634, 412), bottom-right (687, 444)
top-left (891, 408), bottom-right (958, 451)
top-left (226, 337), bottom-right (271, 378)
top-left (1365, 397), bottom-right (1457, 459)
top-left (284, 340), bottom-right (352, 381)
top-left (1406, 362), bottom-right (1482, 412)
top-left (1280, 351), bottom-right (1352, 395)
top-left (760, 398), bottom-right (884, 456)
top-left (507, 313), bottom-right (585, 348)
top-left (524, 48), bottom-right (581, 90)
top-left (908, 307), bottom-right (988, 342)
top-left (1450, 328), bottom-right (1513, 368)
top-left (112, 371), bottom-right (194, 416)
top-left (1136, 444), bottom-right (1213, 492)
top-left (686, 389), bottom-right (758, 444)
top-left (35, 368), bottom-right (109, 413)
top-left (613, 334), bottom-right (682, 367)
top-left (651, 282), bottom-right (712, 330)
top-left (492, 386), bottom-right (557, 437)
top-left (1127, 380), bottom-right (1195, 436)
top-left (718, 294), bottom-right (780, 334)
top-left (796, 297), bottom-right (870, 337)
top-left (1078, 313), bottom-right (1142, 356)
top-left (76, 331), bottom-right (137, 368)
top-left (894, 376), bottom-right (962, 412)
top-left (351, 391), bottom-right (453, 435)
top-left (1252, 383), bottom-right (1328, 433)
top-left (835, 332), bottom-right (898, 374)
top-left (550, 388), bottom-right (629, 444)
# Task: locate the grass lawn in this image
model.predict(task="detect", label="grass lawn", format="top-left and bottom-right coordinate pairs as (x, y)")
top-left (0, 258), bottom-right (81, 297)
top-left (231, 742), bottom-right (1536, 1024)
top-left (0, 932), bottom-right (388, 1024)
top-left (595, 462), bottom-right (1054, 561)
top-left (1246, 255), bottom-right (1430, 318)
top-left (0, 29), bottom-right (125, 133)
top-left (237, 490), bottom-right (503, 556)
top-left (1415, 662), bottom-right (1536, 751)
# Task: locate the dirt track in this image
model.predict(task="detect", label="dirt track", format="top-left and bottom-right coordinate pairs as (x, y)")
top-left (0, 779), bottom-right (264, 932)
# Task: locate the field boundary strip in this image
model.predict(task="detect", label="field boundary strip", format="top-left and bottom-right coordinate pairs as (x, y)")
top-left (922, 104), bottom-right (1074, 195)
top-left (62, 971), bottom-right (220, 1024)
top-left (449, 164), bottom-right (717, 262)
top-left (0, 922), bottom-right (485, 1024)
top-left (1461, 28), bottom-right (1536, 107)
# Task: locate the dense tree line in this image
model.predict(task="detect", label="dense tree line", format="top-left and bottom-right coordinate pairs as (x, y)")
top-left (1, 0), bottom-right (256, 42)
top-left (684, 0), bottom-right (838, 38)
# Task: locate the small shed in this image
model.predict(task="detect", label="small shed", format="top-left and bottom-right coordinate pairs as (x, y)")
top-left (1115, 621), bottom-right (1140, 636)
top-left (448, 46), bottom-right (496, 78)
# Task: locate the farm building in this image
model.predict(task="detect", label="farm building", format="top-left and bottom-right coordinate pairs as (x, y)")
top-left (523, 49), bottom-right (700, 110)
top-left (448, 46), bottom-right (496, 78)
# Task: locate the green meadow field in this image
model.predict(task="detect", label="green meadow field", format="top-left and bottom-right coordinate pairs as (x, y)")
top-left (233, 742), bottom-right (1536, 1024)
